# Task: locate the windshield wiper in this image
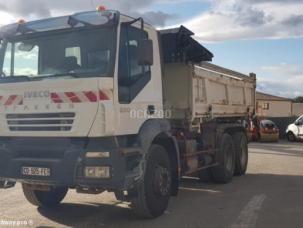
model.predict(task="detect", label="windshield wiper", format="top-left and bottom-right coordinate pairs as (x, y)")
top-left (34, 72), bottom-right (79, 80)
top-left (0, 72), bottom-right (78, 83)
top-left (0, 75), bottom-right (31, 84)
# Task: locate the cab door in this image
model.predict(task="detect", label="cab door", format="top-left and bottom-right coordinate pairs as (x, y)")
top-left (115, 23), bottom-right (162, 135)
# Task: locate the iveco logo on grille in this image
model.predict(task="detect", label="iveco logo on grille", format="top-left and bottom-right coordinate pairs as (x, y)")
top-left (24, 91), bottom-right (50, 99)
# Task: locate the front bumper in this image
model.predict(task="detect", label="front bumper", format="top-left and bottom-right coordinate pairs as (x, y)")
top-left (0, 137), bottom-right (142, 190)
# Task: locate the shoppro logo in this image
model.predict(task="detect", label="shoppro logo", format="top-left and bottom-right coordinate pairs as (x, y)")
top-left (130, 108), bottom-right (172, 119)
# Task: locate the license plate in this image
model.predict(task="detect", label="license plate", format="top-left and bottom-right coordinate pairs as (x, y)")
top-left (22, 167), bottom-right (51, 177)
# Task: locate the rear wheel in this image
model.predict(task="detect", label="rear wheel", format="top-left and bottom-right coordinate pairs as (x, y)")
top-left (198, 168), bottom-right (213, 182)
top-left (211, 134), bottom-right (235, 184)
top-left (131, 144), bottom-right (171, 218)
top-left (287, 132), bottom-right (296, 142)
top-left (22, 184), bottom-right (68, 207)
top-left (233, 132), bottom-right (248, 176)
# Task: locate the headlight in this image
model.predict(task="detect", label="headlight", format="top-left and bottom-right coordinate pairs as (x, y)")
top-left (85, 152), bottom-right (110, 158)
top-left (84, 166), bottom-right (110, 179)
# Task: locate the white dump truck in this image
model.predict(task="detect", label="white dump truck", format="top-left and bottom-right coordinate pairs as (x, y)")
top-left (0, 9), bottom-right (256, 218)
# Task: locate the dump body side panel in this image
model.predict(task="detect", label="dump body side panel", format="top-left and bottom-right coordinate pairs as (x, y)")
top-left (163, 63), bottom-right (256, 124)
top-left (193, 65), bottom-right (256, 119)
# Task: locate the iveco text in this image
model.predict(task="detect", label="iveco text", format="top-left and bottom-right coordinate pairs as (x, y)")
top-left (24, 91), bottom-right (50, 99)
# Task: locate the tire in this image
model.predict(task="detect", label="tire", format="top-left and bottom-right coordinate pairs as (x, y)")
top-left (211, 134), bottom-right (235, 184)
top-left (22, 184), bottom-right (68, 207)
top-left (233, 132), bottom-right (248, 176)
top-left (198, 168), bottom-right (213, 182)
top-left (287, 132), bottom-right (296, 142)
top-left (131, 144), bottom-right (171, 219)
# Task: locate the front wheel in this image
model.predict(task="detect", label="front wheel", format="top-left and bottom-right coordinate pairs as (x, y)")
top-left (22, 184), bottom-right (68, 207)
top-left (131, 144), bottom-right (171, 218)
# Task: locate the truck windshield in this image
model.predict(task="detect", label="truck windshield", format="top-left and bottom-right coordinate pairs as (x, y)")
top-left (0, 27), bottom-right (116, 81)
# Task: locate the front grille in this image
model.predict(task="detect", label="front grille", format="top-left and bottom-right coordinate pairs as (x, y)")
top-left (6, 112), bottom-right (75, 132)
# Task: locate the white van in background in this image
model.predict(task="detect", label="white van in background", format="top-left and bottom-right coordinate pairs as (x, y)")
top-left (286, 115), bottom-right (303, 141)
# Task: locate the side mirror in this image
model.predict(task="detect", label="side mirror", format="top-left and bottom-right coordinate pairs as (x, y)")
top-left (138, 39), bottom-right (153, 66)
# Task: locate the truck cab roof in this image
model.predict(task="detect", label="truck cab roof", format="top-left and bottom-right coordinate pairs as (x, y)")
top-left (0, 10), bottom-right (120, 40)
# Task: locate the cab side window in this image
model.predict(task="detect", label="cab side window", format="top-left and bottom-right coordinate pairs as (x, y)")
top-left (118, 25), bottom-right (151, 103)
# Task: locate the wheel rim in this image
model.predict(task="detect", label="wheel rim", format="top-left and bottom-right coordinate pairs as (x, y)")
top-left (152, 165), bottom-right (171, 197)
top-left (288, 133), bottom-right (294, 141)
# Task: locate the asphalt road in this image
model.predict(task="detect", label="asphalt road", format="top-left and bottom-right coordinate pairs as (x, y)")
top-left (1, 141), bottom-right (303, 228)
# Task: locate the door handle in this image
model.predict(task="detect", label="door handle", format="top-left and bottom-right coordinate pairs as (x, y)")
top-left (147, 105), bottom-right (155, 115)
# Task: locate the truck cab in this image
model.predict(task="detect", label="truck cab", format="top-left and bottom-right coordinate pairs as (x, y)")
top-left (0, 10), bottom-right (162, 138)
top-left (0, 9), bottom-right (183, 218)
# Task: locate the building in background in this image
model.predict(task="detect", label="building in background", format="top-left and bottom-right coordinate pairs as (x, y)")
top-left (292, 103), bottom-right (303, 117)
top-left (256, 92), bottom-right (292, 117)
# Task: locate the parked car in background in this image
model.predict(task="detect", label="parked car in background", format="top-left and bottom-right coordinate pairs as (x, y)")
top-left (286, 115), bottom-right (303, 142)
top-left (258, 120), bottom-right (280, 142)
top-left (248, 119), bottom-right (279, 142)
top-left (243, 120), bottom-right (253, 141)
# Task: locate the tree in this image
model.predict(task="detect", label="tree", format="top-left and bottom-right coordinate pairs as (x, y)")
top-left (293, 96), bottom-right (303, 103)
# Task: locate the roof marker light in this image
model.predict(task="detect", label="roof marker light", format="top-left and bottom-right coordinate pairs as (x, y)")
top-left (97, 6), bottom-right (106, 12)
top-left (17, 19), bottom-right (26, 24)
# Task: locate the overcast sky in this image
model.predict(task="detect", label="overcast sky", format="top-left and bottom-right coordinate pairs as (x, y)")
top-left (0, 0), bottom-right (302, 98)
